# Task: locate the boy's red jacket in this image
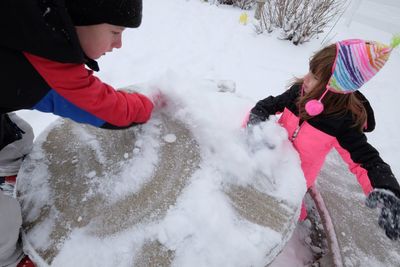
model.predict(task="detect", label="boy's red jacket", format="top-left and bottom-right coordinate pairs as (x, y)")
top-left (0, 0), bottom-right (153, 148)
top-left (23, 52), bottom-right (153, 128)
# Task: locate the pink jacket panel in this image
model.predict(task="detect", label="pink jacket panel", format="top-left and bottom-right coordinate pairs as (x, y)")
top-left (333, 143), bottom-right (373, 194)
top-left (278, 108), bottom-right (373, 194)
top-left (278, 108), bottom-right (335, 187)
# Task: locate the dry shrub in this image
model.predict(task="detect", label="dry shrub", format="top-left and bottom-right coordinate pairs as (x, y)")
top-left (214, 0), bottom-right (256, 10)
top-left (256, 0), bottom-right (347, 45)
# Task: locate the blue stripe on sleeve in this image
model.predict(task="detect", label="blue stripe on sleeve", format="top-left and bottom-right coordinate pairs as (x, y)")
top-left (33, 90), bottom-right (105, 127)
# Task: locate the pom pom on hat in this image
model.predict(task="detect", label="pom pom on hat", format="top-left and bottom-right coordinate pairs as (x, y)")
top-left (305, 100), bottom-right (324, 116)
top-left (391, 33), bottom-right (400, 49)
top-left (327, 36), bottom-right (398, 94)
top-left (66, 0), bottom-right (142, 28)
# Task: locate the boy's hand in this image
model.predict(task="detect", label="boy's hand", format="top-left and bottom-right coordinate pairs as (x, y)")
top-left (150, 90), bottom-right (167, 108)
top-left (366, 189), bottom-right (400, 240)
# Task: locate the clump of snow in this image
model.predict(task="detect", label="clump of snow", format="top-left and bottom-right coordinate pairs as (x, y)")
top-left (163, 134), bottom-right (177, 143)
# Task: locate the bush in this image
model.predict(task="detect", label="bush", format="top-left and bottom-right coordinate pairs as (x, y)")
top-left (255, 0), bottom-right (347, 45)
top-left (211, 0), bottom-right (256, 10)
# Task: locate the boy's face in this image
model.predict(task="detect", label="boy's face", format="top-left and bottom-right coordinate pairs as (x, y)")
top-left (75, 24), bottom-right (126, 60)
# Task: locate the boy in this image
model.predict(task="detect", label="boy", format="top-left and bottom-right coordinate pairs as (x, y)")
top-left (0, 0), bottom-right (153, 266)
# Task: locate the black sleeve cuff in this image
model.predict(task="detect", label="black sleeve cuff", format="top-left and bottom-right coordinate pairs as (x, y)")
top-left (100, 121), bottom-right (141, 130)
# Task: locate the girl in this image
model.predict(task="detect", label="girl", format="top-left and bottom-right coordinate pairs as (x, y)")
top-left (248, 38), bottom-right (400, 240)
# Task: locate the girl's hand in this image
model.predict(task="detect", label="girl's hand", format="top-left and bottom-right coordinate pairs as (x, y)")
top-left (366, 189), bottom-right (400, 240)
top-left (247, 112), bottom-right (264, 127)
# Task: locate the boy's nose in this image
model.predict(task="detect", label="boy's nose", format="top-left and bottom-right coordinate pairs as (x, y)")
top-left (113, 38), bottom-right (122, 49)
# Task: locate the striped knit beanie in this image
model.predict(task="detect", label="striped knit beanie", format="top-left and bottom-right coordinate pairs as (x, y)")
top-left (305, 36), bottom-right (399, 116)
top-left (327, 37), bottom-right (399, 94)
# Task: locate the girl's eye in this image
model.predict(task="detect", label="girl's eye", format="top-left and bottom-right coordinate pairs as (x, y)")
top-left (310, 72), bottom-right (319, 81)
top-left (112, 31), bottom-right (121, 35)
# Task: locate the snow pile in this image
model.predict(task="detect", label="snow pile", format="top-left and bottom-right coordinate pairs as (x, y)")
top-left (146, 71), bottom-right (305, 204)
top-left (144, 72), bottom-right (307, 265)
top-left (18, 71), bottom-right (306, 267)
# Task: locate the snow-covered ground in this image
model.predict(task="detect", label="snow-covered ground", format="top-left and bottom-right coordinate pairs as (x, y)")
top-left (16, 0), bottom-right (400, 266)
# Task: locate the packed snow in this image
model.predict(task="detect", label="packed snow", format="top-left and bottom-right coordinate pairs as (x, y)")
top-left (16, 0), bottom-right (400, 266)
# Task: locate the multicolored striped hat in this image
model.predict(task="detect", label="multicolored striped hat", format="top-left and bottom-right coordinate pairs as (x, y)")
top-left (327, 37), bottom-right (399, 94)
top-left (305, 36), bottom-right (399, 116)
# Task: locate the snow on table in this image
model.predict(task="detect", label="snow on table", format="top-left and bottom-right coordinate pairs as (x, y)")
top-left (16, 76), bottom-right (306, 267)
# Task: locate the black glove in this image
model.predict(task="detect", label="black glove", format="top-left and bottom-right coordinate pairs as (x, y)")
top-left (245, 113), bottom-right (275, 150)
top-left (247, 113), bottom-right (264, 127)
top-left (366, 189), bottom-right (400, 240)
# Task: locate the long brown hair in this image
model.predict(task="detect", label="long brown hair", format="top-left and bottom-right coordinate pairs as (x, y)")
top-left (294, 44), bottom-right (367, 131)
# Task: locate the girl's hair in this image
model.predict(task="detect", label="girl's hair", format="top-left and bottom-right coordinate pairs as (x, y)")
top-left (294, 44), bottom-right (367, 131)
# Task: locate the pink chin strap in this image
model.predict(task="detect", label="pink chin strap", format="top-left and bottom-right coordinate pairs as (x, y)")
top-left (304, 87), bottom-right (330, 116)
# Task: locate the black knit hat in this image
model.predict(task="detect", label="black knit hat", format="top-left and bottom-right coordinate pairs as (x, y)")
top-left (65, 0), bottom-right (142, 28)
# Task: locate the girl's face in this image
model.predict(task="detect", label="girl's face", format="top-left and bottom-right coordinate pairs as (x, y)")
top-left (75, 24), bottom-right (125, 60)
top-left (303, 71), bottom-right (320, 93)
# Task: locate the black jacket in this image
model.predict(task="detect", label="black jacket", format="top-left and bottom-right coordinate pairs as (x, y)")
top-left (250, 84), bottom-right (400, 198)
top-left (0, 0), bottom-right (88, 149)
top-left (0, 0), bottom-right (85, 65)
